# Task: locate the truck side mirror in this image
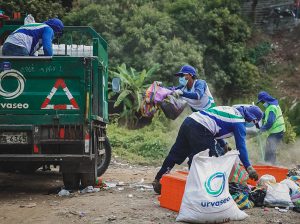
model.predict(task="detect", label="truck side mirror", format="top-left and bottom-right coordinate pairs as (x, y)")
top-left (112, 77), bottom-right (121, 93)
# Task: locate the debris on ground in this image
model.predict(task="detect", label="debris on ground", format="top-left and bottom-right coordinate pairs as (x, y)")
top-left (19, 202), bottom-right (37, 208)
top-left (58, 189), bottom-right (71, 197)
top-left (80, 186), bottom-right (100, 194)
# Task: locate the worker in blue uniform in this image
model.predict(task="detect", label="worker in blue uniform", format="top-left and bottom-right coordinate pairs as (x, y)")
top-left (152, 105), bottom-right (263, 194)
top-left (172, 65), bottom-right (216, 112)
top-left (2, 18), bottom-right (64, 56)
top-left (257, 91), bottom-right (285, 164)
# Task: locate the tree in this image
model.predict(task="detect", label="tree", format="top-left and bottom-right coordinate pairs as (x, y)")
top-left (63, 0), bottom-right (261, 101)
top-left (1, 0), bottom-right (66, 21)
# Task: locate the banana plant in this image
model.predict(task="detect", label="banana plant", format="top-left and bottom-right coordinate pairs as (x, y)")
top-left (110, 63), bottom-right (159, 127)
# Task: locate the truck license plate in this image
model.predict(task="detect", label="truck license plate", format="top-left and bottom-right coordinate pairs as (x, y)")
top-left (0, 132), bottom-right (28, 144)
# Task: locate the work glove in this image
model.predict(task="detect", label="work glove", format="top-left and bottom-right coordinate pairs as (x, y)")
top-left (172, 89), bottom-right (183, 98)
top-left (247, 166), bottom-right (259, 181)
top-left (152, 179), bottom-right (162, 194)
top-left (223, 144), bottom-right (232, 153)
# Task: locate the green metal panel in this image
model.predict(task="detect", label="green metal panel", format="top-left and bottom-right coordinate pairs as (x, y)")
top-left (0, 25), bottom-right (109, 126)
top-left (0, 57), bottom-right (84, 114)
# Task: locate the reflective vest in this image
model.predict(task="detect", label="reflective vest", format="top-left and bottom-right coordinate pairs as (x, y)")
top-left (264, 104), bottom-right (285, 134)
top-left (181, 79), bottom-right (216, 111)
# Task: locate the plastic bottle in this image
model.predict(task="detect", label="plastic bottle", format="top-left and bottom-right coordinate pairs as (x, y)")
top-left (24, 14), bottom-right (35, 25)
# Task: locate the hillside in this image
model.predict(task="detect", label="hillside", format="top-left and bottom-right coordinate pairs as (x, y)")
top-left (269, 25), bottom-right (300, 100)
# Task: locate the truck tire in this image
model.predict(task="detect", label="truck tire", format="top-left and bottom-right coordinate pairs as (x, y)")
top-left (63, 173), bottom-right (80, 190)
top-left (97, 137), bottom-right (111, 177)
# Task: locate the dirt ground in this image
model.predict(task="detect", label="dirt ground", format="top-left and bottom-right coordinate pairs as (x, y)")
top-left (0, 158), bottom-right (299, 224)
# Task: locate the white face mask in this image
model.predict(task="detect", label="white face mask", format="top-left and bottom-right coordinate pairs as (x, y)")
top-left (179, 77), bottom-right (187, 86)
top-left (263, 102), bottom-right (269, 108)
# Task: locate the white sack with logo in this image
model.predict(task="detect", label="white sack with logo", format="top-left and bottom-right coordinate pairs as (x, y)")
top-left (176, 150), bottom-right (248, 223)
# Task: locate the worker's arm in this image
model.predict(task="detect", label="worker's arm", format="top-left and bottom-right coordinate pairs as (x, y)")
top-left (233, 123), bottom-right (251, 169)
top-left (42, 27), bottom-right (54, 56)
top-left (165, 85), bottom-right (184, 91)
top-left (260, 111), bottom-right (276, 132)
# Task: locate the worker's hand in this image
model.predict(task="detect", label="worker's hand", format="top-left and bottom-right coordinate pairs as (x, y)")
top-left (223, 144), bottom-right (232, 153)
top-left (247, 166), bottom-right (259, 181)
top-left (156, 81), bottom-right (162, 86)
top-left (152, 179), bottom-right (162, 194)
top-left (172, 89), bottom-right (183, 98)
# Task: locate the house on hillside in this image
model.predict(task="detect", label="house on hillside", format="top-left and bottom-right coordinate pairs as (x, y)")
top-left (241, 0), bottom-right (297, 32)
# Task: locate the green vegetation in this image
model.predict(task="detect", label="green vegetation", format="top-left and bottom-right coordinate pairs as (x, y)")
top-left (109, 63), bottom-right (159, 127)
top-left (62, 0), bottom-right (263, 101)
top-left (1, 0), bottom-right (67, 21)
top-left (108, 112), bottom-right (184, 165)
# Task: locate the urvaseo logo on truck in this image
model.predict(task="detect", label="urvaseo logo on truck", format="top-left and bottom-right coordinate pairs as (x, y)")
top-left (201, 172), bottom-right (231, 208)
top-left (0, 69), bottom-right (29, 109)
top-left (0, 69), bottom-right (26, 99)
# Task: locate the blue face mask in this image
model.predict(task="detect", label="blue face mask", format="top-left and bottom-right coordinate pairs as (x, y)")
top-left (263, 102), bottom-right (269, 108)
top-left (245, 122), bottom-right (254, 128)
top-left (179, 77), bottom-right (187, 86)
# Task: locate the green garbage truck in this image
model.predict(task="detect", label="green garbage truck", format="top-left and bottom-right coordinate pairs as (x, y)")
top-left (0, 17), bottom-right (115, 188)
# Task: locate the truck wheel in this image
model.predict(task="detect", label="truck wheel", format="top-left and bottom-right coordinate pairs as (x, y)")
top-left (97, 137), bottom-right (111, 177)
top-left (62, 173), bottom-right (80, 190)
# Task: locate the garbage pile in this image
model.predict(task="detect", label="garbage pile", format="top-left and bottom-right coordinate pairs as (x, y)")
top-left (228, 165), bottom-right (300, 213)
top-left (141, 81), bottom-right (186, 120)
top-left (159, 154), bottom-right (300, 223)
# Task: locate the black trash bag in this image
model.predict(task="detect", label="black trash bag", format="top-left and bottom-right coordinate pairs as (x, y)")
top-left (159, 95), bottom-right (187, 120)
top-left (229, 182), bottom-right (250, 196)
top-left (248, 187), bottom-right (267, 207)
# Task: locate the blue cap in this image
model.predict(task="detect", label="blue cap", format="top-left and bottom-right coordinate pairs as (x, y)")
top-left (236, 105), bottom-right (263, 123)
top-left (44, 18), bottom-right (64, 36)
top-left (256, 91), bottom-right (278, 105)
top-left (174, 65), bottom-right (196, 77)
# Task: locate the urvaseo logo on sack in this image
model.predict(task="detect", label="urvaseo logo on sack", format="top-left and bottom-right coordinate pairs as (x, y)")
top-left (0, 69), bottom-right (26, 99)
top-left (204, 172), bottom-right (225, 197)
top-left (201, 172), bottom-right (231, 208)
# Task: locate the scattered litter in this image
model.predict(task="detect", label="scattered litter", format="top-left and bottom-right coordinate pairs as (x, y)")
top-left (80, 186), bottom-right (100, 194)
top-left (138, 178), bottom-right (144, 184)
top-left (264, 207), bottom-right (269, 212)
top-left (20, 202), bottom-right (37, 208)
top-left (58, 189), bottom-right (70, 196)
top-left (117, 181), bottom-right (125, 186)
top-left (104, 182), bottom-right (117, 189)
top-left (131, 184), bottom-right (153, 190)
top-left (49, 201), bottom-right (60, 206)
top-left (108, 215), bottom-right (117, 221)
top-left (128, 194), bottom-right (133, 198)
top-left (275, 207), bottom-right (280, 210)
top-left (69, 210), bottom-right (89, 217)
top-left (117, 187), bottom-right (124, 191)
top-left (278, 208), bottom-right (288, 213)
top-left (79, 211), bottom-right (86, 217)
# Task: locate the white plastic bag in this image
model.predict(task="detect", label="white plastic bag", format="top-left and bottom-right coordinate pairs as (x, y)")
top-left (280, 179), bottom-right (300, 195)
top-left (257, 174), bottom-right (276, 187)
top-left (176, 150), bottom-right (248, 223)
top-left (24, 14), bottom-right (35, 25)
top-left (264, 182), bottom-right (293, 207)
